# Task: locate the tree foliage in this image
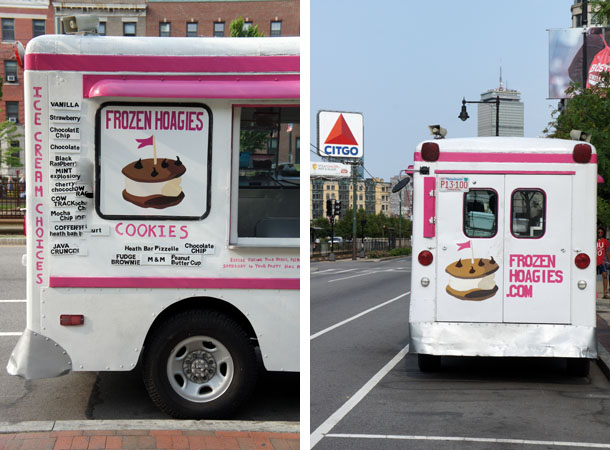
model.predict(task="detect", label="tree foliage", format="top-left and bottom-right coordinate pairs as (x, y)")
top-left (591, 0), bottom-right (610, 25)
top-left (230, 17), bottom-right (264, 37)
top-left (0, 120), bottom-right (22, 168)
top-left (545, 71), bottom-right (610, 226)
top-left (313, 209), bottom-right (412, 239)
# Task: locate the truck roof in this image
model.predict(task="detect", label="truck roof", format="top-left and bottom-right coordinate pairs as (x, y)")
top-left (26, 34), bottom-right (299, 57)
top-left (416, 137), bottom-right (596, 154)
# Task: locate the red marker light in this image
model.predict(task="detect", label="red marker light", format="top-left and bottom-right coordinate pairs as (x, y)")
top-left (60, 315), bottom-right (84, 326)
top-left (574, 253), bottom-right (590, 269)
top-left (421, 142), bottom-right (440, 162)
top-left (418, 250), bottom-right (433, 266)
top-left (573, 143), bottom-right (592, 163)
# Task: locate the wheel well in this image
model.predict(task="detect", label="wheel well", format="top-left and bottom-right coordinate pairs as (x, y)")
top-left (143, 296), bottom-right (258, 352)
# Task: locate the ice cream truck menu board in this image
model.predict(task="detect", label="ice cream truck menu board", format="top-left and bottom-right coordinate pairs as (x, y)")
top-left (95, 103), bottom-right (212, 219)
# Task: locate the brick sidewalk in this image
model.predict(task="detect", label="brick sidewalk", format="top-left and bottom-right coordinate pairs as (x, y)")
top-left (0, 430), bottom-right (299, 450)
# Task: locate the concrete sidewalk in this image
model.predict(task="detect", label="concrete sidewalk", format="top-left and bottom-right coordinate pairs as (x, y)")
top-left (0, 420), bottom-right (300, 449)
top-left (595, 277), bottom-right (610, 378)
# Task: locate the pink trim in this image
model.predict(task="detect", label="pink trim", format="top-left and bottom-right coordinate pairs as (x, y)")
top-left (415, 152), bottom-right (597, 164)
top-left (84, 75), bottom-right (299, 99)
top-left (49, 276), bottom-right (300, 290)
top-left (423, 177), bottom-right (436, 238)
top-left (25, 54), bottom-right (299, 73)
top-left (435, 170), bottom-right (576, 175)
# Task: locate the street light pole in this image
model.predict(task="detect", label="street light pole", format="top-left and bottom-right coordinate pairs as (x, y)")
top-left (459, 96), bottom-right (502, 137)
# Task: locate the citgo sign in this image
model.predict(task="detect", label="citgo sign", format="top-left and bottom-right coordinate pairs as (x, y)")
top-left (317, 111), bottom-right (363, 159)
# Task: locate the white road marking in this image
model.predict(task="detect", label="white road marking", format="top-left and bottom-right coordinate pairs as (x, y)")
top-left (311, 268), bottom-right (336, 275)
top-left (328, 270), bottom-right (379, 283)
top-left (0, 332), bottom-right (23, 336)
top-left (310, 291), bottom-right (410, 340)
top-left (0, 299), bottom-right (26, 303)
top-left (324, 433), bottom-right (610, 448)
top-left (310, 344), bottom-right (409, 449)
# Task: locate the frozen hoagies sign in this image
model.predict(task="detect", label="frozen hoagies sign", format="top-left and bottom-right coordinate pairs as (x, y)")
top-left (96, 103), bottom-right (212, 219)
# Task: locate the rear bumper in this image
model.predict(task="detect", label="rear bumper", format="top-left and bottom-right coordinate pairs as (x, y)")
top-left (6, 329), bottom-right (72, 379)
top-left (409, 321), bottom-right (597, 358)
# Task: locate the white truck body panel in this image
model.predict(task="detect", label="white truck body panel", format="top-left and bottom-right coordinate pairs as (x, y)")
top-left (9, 35), bottom-right (300, 379)
top-left (409, 137), bottom-right (597, 358)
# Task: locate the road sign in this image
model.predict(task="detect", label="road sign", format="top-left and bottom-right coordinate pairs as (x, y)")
top-left (317, 111), bottom-right (363, 159)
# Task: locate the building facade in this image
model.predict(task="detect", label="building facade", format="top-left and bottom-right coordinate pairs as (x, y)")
top-left (477, 84), bottom-right (524, 137)
top-left (0, 0), bottom-right (54, 175)
top-left (0, 0), bottom-right (299, 175)
top-left (310, 176), bottom-right (391, 221)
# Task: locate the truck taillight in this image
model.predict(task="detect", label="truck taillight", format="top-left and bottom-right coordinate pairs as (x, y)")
top-left (574, 253), bottom-right (590, 269)
top-left (421, 142), bottom-right (440, 162)
top-left (573, 144), bottom-right (592, 163)
top-left (418, 250), bottom-right (433, 266)
top-left (60, 315), bottom-right (84, 326)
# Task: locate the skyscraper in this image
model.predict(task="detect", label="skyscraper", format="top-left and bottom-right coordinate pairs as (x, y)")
top-left (477, 74), bottom-right (524, 137)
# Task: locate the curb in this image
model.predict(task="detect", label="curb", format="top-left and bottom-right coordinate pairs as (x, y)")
top-left (0, 419), bottom-right (300, 434)
top-left (598, 340), bottom-right (610, 380)
top-left (0, 237), bottom-right (25, 246)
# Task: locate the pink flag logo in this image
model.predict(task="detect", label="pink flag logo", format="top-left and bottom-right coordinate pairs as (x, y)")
top-left (457, 241), bottom-right (471, 251)
top-left (136, 136), bottom-right (154, 148)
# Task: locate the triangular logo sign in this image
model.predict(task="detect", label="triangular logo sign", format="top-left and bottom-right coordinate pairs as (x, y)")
top-left (324, 114), bottom-right (358, 146)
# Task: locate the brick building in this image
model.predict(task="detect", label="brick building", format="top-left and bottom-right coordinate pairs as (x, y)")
top-left (146, 0), bottom-right (299, 38)
top-left (0, 0), bottom-right (299, 174)
top-left (0, 0), bottom-right (54, 175)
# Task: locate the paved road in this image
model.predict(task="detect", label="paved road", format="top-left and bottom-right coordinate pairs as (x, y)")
top-left (0, 245), bottom-right (298, 422)
top-left (311, 257), bottom-right (610, 450)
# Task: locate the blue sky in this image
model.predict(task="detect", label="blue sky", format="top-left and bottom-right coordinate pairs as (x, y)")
top-left (310, 0), bottom-right (575, 181)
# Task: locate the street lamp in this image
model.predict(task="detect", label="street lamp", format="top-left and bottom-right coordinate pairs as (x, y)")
top-left (459, 96), bottom-right (502, 137)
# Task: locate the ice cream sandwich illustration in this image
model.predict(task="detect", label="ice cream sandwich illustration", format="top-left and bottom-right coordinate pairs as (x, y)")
top-left (121, 136), bottom-right (186, 209)
top-left (445, 257), bottom-right (499, 301)
top-left (445, 240), bottom-right (499, 301)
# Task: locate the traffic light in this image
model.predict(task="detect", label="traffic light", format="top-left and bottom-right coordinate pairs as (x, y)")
top-left (334, 200), bottom-right (341, 217)
top-left (326, 199), bottom-right (333, 217)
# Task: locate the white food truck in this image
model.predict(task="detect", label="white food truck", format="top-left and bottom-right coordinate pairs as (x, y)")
top-left (409, 137), bottom-right (597, 376)
top-left (7, 32), bottom-right (300, 418)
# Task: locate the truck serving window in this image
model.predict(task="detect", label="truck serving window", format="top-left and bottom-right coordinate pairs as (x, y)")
top-left (95, 102), bottom-right (212, 220)
top-left (234, 106), bottom-right (299, 239)
top-left (511, 189), bottom-right (545, 238)
top-left (463, 189), bottom-right (497, 238)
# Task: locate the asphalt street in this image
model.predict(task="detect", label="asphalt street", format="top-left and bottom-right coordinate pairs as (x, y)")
top-left (310, 256), bottom-right (610, 450)
top-left (0, 245), bottom-right (298, 422)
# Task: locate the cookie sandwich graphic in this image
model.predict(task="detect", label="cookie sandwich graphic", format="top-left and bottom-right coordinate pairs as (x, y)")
top-left (445, 240), bottom-right (499, 301)
top-left (122, 136), bottom-right (186, 209)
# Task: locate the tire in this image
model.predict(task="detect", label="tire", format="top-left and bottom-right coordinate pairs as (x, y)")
top-left (566, 358), bottom-right (590, 377)
top-left (142, 310), bottom-right (258, 419)
top-left (418, 353), bottom-right (441, 372)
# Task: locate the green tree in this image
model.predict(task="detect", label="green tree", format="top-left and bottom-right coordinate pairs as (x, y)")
top-left (591, 0), bottom-right (610, 24)
top-left (545, 71), bottom-right (610, 226)
top-left (230, 17), bottom-right (264, 37)
top-left (0, 78), bottom-right (22, 169)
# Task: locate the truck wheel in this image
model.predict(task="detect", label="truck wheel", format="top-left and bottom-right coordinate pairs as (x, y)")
top-left (566, 358), bottom-right (590, 377)
top-left (142, 310), bottom-right (258, 419)
top-left (418, 354), bottom-right (441, 372)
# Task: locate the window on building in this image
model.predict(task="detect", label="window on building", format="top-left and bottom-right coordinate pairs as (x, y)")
top-left (32, 19), bottom-right (45, 37)
top-left (214, 22), bottom-right (225, 37)
top-left (234, 106), bottom-right (299, 241)
top-left (2, 19), bottom-right (14, 41)
top-left (511, 190), bottom-right (545, 238)
top-left (243, 21), bottom-right (253, 31)
top-left (6, 102), bottom-right (19, 123)
top-left (159, 22), bottom-right (171, 37)
top-left (463, 189), bottom-right (497, 238)
top-left (4, 61), bottom-right (17, 83)
top-left (98, 22), bottom-right (106, 35)
top-left (123, 22), bottom-right (136, 36)
top-left (270, 20), bottom-right (282, 36)
top-left (186, 22), bottom-right (198, 37)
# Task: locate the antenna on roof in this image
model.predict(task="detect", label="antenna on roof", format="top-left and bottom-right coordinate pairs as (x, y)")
top-left (499, 65), bottom-right (504, 91)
